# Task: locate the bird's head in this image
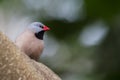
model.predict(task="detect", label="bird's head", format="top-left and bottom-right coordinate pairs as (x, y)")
top-left (28, 22), bottom-right (50, 40)
top-left (28, 22), bottom-right (50, 33)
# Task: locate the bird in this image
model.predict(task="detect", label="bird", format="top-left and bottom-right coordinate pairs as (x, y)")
top-left (15, 22), bottom-right (50, 61)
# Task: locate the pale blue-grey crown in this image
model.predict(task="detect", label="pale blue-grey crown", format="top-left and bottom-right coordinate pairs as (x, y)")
top-left (28, 22), bottom-right (44, 33)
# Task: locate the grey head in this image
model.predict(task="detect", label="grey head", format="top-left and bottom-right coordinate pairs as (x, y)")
top-left (28, 22), bottom-right (45, 33)
top-left (28, 22), bottom-right (50, 40)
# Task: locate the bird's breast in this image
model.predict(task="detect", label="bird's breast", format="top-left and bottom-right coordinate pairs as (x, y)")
top-left (15, 31), bottom-right (44, 56)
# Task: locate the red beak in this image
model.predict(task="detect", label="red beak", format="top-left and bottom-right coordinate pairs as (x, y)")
top-left (43, 26), bottom-right (50, 31)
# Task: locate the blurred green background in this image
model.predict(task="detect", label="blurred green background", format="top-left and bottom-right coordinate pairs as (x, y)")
top-left (0, 0), bottom-right (120, 80)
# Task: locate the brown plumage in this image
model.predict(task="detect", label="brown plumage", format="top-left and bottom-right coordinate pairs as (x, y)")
top-left (15, 22), bottom-right (50, 61)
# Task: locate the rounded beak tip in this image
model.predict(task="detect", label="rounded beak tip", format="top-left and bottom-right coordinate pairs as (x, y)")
top-left (43, 26), bottom-right (50, 31)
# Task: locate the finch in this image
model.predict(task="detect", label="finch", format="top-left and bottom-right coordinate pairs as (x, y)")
top-left (15, 22), bottom-right (50, 61)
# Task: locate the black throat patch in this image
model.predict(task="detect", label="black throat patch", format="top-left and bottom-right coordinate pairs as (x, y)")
top-left (35, 31), bottom-right (44, 40)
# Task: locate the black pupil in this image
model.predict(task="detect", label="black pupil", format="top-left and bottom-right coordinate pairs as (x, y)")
top-left (40, 25), bottom-right (43, 28)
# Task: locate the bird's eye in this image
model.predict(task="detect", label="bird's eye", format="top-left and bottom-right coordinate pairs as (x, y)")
top-left (39, 25), bottom-right (44, 28)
